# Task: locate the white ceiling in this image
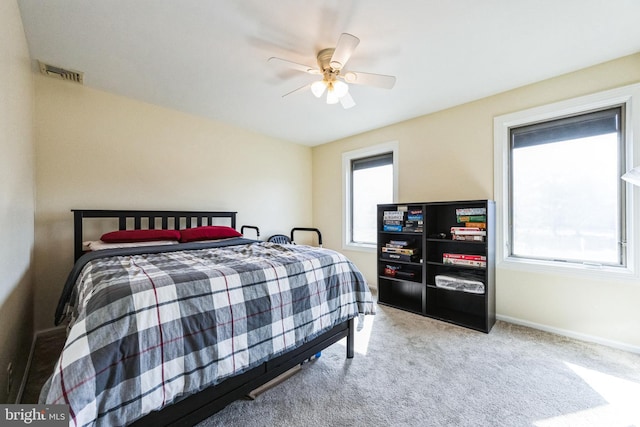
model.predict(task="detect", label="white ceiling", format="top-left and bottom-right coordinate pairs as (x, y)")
top-left (16, 0), bottom-right (640, 146)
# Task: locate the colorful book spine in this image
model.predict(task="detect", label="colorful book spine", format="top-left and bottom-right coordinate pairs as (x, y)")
top-left (382, 247), bottom-right (419, 255)
top-left (456, 215), bottom-right (487, 223)
top-left (455, 208), bottom-right (486, 216)
top-left (464, 222), bottom-right (486, 229)
top-left (389, 240), bottom-right (411, 246)
top-left (452, 235), bottom-right (485, 242)
top-left (383, 224), bottom-right (403, 232)
top-left (442, 253), bottom-right (486, 268)
top-left (442, 259), bottom-right (486, 268)
top-left (406, 209), bottom-right (423, 221)
top-left (383, 210), bottom-right (405, 220)
top-left (443, 253), bottom-right (486, 261)
top-left (450, 227), bottom-right (487, 236)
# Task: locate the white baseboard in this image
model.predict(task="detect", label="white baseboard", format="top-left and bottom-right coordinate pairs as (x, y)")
top-left (497, 314), bottom-right (640, 355)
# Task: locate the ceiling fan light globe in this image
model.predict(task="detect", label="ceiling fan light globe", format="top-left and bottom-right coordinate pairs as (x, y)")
top-left (333, 80), bottom-right (349, 98)
top-left (326, 91), bottom-right (339, 104)
top-left (310, 81), bottom-right (327, 98)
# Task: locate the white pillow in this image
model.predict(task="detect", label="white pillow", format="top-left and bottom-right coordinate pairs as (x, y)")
top-left (83, 240), bottom-right (179, 251)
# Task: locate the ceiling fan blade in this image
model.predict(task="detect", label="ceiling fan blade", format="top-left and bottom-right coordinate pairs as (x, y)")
top-left (340, 92), bottom-right (356, 109)
top-left (282, 83), bottom-right (311, 98)
top-left (330, 33), bottom-right (360, 70)
top-left (342, 71), bottom-right (396, 89)
top-left (268, 57), bottom-right (320, 74)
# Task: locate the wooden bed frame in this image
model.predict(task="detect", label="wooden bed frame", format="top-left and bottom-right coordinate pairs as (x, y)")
top-left (69, 209), bottom-right (355, 426)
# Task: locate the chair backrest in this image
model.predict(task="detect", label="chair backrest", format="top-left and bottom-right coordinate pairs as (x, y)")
top-left (267, 234), bottom-right (292, 244)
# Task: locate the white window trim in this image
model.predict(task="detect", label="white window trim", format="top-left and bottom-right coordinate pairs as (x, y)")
top-left (342, 141), bottom-right (399, 252)
top-left (494, 83), bottom-right (640, 280)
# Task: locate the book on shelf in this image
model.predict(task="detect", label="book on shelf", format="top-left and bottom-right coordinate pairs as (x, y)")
top-left (455, 208), bottom-right (486, 216)
top-left (452, 234), bottom-right (485, 242)
top-left (382, 246), bottom-right (420, 255)
top-left (443, 253), bottom-right (486, 261)
top-left (443, 253), bottom-right (486, 268)
top-left (383, 239), bottom-right (419, 254)
top-left (383, 210), bottom-right (405, 220)
top-left (383, 210), bottom-right (406, 232)
top-left (450, 227), bottom-right (487, 236)
top-left (384, 264), bottom-right (401, 277)
top-left (381, 252), bottom-right (421, 263)
top-left (456, 215), bottom-right (487, 223)
top-left (383, 209), bottom-right (424, 233)
top-left (442, 259), bottom-right (486, 268)
top-left (406, 209), bottom-right (423, 221)
top-left (403, 228), bottom-right (424, 233)
top-left (464, 222), bottom-right (486, 228)
top-left (383, 224), bottom-right (403, 232)
top-left (387, 239), bottom-right (415, 247)
top-left (383, 264), bottom-right (416, 279)
top-left (388, 239), bottom-right (413, 247)
top-left (403, 219), bottom-right (423, 233)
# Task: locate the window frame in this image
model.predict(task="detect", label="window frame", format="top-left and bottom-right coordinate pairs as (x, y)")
top-left (509, 105), bottom-right (626, 267)
top-left (494, 83), bottom-right (640, 279)
top-left (342, 141), bottom-right (399, 252)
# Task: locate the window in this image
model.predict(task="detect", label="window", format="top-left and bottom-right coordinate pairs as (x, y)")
top-left (495, 83), bottom-right (640, 276)
top-left (342, 142), bottom-right (398, 250)
top-left (510, 107), bottom-right (625, 266)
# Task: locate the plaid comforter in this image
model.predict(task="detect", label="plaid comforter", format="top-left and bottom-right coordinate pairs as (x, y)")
top-left (42, 240), bottom-right (375, 426)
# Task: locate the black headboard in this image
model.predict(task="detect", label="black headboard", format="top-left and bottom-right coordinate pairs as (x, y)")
top-left (72, 209), bottom-right (237, 261)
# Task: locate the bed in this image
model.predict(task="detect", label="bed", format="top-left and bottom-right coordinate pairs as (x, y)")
top-left (41, 209), bottom-right (375, 427)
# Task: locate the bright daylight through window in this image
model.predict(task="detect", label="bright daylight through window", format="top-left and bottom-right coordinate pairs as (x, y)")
top-left (510, 107), bottom-right (625, 267)
top-left (351, 153), bottom-right (394, 244)
top-left (342, 142), bottom-right (398, 250)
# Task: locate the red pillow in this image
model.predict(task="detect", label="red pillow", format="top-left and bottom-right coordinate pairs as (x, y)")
top-left (100, 229), bottom-right (181, 243)
top-left (179, 226), bottom-right (242, 243)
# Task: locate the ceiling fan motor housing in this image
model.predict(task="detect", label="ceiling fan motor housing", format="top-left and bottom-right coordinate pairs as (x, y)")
top-left (317, 48), bottom-right (337, 72)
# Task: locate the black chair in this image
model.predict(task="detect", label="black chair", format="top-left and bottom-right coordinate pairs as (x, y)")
top-left (267, 234), bottom-right (291, 244)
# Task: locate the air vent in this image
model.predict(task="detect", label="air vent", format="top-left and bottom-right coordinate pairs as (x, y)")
top-left (38, 60), bottom-right (84, 84)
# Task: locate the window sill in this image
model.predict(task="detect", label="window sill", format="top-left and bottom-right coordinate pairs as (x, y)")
top-left (344, 242), bottom-right (376, 253)
top-left (498, 256), bottom-right (637, 281)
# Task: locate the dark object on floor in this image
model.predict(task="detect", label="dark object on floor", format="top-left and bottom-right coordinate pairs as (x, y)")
top-left (18, 326), bottom-right (66, 403)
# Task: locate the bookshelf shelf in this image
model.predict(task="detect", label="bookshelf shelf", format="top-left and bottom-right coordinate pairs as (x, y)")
top-left (377, 200), bottom-right (495, 333)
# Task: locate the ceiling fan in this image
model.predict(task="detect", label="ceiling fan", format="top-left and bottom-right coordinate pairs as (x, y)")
top-left (268, 33), bottom-right (396, 109)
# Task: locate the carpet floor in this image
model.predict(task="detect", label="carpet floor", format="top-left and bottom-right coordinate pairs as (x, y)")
top-left (197, 304), bottom-right (640, 427)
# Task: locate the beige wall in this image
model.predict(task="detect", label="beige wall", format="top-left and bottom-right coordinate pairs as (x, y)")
top-left (0, 0), bottom-right (35, 403)
top-left (16, 12), bottom-right (640, 363)
top-left (33, 76), bottom-right (312, 330)
top-left (313, 53), bottom-right (640, 350)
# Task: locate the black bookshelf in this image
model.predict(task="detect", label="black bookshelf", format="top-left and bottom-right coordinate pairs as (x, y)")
top-left (377, 200), bottom-right (495, 333)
